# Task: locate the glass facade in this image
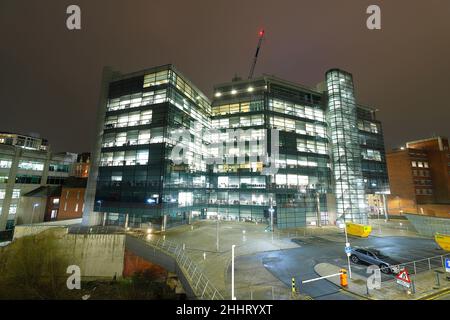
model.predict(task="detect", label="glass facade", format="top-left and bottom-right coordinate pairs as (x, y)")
top-left (326, 69), bottom-right (367, 224)
top-left (94, 65), bottom-right (211, 228)
top-left (208, 79), bottom-right (332, 228)
top-left (89, 65), bottom-right (388, 229)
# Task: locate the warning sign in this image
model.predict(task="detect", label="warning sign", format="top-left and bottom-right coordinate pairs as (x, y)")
top-left (396, 269), bottom-right (411, 288)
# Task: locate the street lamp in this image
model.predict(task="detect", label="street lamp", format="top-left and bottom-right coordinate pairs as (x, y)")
top-left (216, 214), bottom-right (220, 252)
top-left (231, 244), bottom-right (236, 300)
top-left (31, 203), bottom-right (39, 226)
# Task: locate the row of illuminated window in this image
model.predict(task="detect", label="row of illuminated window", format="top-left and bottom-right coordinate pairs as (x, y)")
top-left (275, 155), bottom-right (330, 169)
top-left (216, 176), bottom-right (266, 189)
top-left (100, 150), bottom-right (149, 167)
top-left (274, 174), bottom-right (310, 188)
top-left (361, 149), bottom-right (382, 161)
top-left (358, 120), bottom-right (380, 134)
top-left (172, 72), bottom-right (210, 112)
top-left (168, 89), bottom-right (210, 123)
top-left (104, 110), bottom-right (152, 129)
top-left (18, 160), bottom-right (45, 171)
top-left (212, 162), bottom-right (264, 174)
top-left (208, 192), bottom-right (274, 206)
top-left (296, 139), bottom-right (328, 155)
top-left (0, 189), bottom-right (20, 200)
top-left (143, 70), bottom-right (170, 88)
top-left (212, 115), bottom-right (264, 129)
top-left (416, 188), bottom-right (433, 195)
top-left (271, 116), bottom-right (326, 138)
top-left (102, 128), bottom-right (164, 148)
top-left (212, 100), bottom-right (264, 116)
top-left (144, 69), bottom-right (211, 114)
top-left (107, 90), bottom-right (167, 112)
top-left (210, 144), bottom-right (265, 159)
top-left (269, 99), bottom-right (325, 122)
top-left (412, 161), bottom-right (429, 168)
top-left (0, 159), bottom-right (12, 168)
top-left (209, 129), bottom-right (265, 144)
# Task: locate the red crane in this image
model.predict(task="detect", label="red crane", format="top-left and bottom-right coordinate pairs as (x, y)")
top-left (248, 29), bottom-right (265, 79)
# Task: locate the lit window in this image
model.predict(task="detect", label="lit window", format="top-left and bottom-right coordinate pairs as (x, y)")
top-left (411, 161), bottom-right (417, 167)
top-left (215, 92), bottom-right (222, 97)
top-left (75, 203), bottom-right (79, 212)
top-left (53, 198), bottom-right (59, 205)
top-left (12, 189), bottom-right (20, 199)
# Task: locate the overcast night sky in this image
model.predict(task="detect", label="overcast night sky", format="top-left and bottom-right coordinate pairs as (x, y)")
top-left (0, 0), bottom-right (449, 153)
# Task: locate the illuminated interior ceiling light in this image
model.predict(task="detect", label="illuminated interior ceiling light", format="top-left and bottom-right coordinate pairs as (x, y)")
top-left (247, 86), bottom-right (254, 92)
top-left (215, 92), bottom-right (222, 97)
top-left (231, 89), bottom-right (237, 95)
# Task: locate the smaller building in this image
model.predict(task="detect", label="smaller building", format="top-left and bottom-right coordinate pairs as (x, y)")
top-left (57, 177), bottom-right (87, 221)
top-left (386, 136), bottom-right (450, 217)
top-left (20, 186), bottom-right (61, 224)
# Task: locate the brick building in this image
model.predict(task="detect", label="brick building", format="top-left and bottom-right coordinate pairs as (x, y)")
top-left (386, 136), bottom-right (450, 217)
top-left (57, 177), bottom-right (87, 221)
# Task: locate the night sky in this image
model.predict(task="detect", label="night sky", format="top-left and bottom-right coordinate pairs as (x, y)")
top-left (1, 0), bottom-right (449, 153)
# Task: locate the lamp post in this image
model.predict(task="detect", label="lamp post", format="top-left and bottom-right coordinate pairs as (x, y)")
top-left (216, 214), bottom-right (220, 252)
top-left (343, 222), bottom-right (353, 279)
top-left (231, 244), bottom-right (236, 300)
top-left (31, 203), bottom-right (39, 226)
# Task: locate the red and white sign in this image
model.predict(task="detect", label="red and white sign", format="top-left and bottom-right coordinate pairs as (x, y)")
top-left (396, 269), bottom-right (411, 288)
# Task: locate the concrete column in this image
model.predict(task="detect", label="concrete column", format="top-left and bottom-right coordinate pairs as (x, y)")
top-left (124, 213), bottom-right (129, 229)
top-left (0, 147), bottom-right (21, 231)
top-left (82, 67), bottom-right (116, 227)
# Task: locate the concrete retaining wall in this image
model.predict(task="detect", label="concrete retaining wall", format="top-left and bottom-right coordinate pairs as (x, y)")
top-left (63, 233), bottom-right (125, 278)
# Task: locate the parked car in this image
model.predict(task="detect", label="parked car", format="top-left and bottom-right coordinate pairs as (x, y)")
top-left (350, 247), bottom-right (401, 274)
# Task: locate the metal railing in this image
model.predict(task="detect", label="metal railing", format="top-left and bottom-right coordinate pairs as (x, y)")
top-left (131, 232), bottom-right (224, 300)
top-left (396, 253), bottom-right (450, 276)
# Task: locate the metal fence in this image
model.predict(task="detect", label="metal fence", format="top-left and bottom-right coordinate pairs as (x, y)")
top-left (397, 253), bottom-right (450, 276)
top-left (404, 214), bottom-right (450, 237)
top-left (131, 232), bottom-right (225, 300)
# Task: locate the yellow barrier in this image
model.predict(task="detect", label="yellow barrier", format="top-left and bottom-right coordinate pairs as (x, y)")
top-left (435, 233), bottom-right (450, 251)
top-left (345, 222), bottom-right (372, 238)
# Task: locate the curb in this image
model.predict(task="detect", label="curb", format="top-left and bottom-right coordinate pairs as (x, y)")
top-left (416, 287), bottom-right (450, 300)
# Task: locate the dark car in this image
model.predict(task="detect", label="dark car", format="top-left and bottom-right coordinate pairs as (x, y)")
top-left (350, 247), bottom-right (401, 274)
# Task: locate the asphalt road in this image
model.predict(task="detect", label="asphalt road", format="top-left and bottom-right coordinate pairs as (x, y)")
top-left (238, 235), bottom-right (445, 300)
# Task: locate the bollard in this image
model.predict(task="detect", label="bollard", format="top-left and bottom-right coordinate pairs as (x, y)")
top-left (411, 280), bottom-right (416, 294)
top-left (340, 269), bottom-right (348, 287)
top-left (434, 271), bottom-right (441, 288)
top-left (291, 277), bottom-right (296, 293)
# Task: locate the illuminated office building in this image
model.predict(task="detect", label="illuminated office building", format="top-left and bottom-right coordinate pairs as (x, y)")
top-left (83, 65), bottom-right (389, 228)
